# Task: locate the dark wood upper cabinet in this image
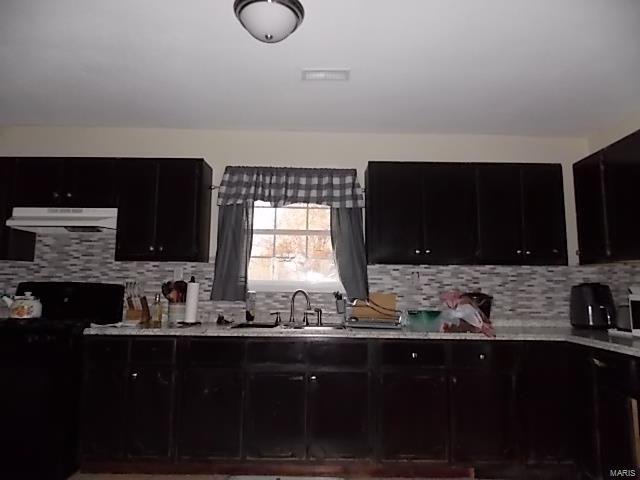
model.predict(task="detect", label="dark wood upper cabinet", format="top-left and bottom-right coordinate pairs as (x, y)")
top-left (0, 158), bottom-right (36, 261)
top-left (423, 163), bottom-right (478, 264)
top-left (12, 158), bottom-right (65, 207)
top-left (603, 134), bottom-right (640, 261)
top-left (365, 162), bottom-right (424, 264)
top-left (477, 163), bottom-right (568, 265)
top-left (521, 164), bottom-right (568, 265)
top-left (115, 160), bottom-right (160, 261)
top-left (115, 158), bottom-right (212, 262)
top-left (476, 164), bottom-right (523, 264)
top-left (574, 153), bottom-right (609, 263)
top-left (12, 157), bottom-right (116, 207)
top-left (574, 128), bottom-right (640, 264)
top-left (62, 158), bottom-right (117, 207)
top-left (155, 159), bottom-right (208, 261)
top-left (366, 161), bottom-right (566, 266)
top-left (366, 162), bottom-right (479, 265)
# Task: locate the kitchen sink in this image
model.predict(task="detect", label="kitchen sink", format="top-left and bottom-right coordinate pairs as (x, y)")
top-left (230, 322), bottom-right (279, 329)
top-left (281, 324), bottom-right (346, 331)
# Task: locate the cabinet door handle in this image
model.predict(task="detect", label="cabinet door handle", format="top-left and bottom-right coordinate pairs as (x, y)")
top-left (289, 375), bottom-right (304, 381)
top-left (66, 192), bottom-right (72, 198)
top-left (451, 376), bottom-right (457, 384)
top-left (479, 353), bottom-right (486, 360)
top-left (525, 250), bottom-right (531, 255)
top-left (158, 245), bottom-right (164, 252)
top-left (310, 375), bottom-right (317, 381)
top-left (149, 246), bottom-right (155, 252)
top-left (552, 248), bottom-right (559, 254)
top-left (593, 358), bottom-right (606, 368)
top-left (424, 249), bottom-right (431, 254)
top-left (414, 249), bottom-right (421, 254)
top-left (411, 352), bottom-right (418, 359)
top-left (52, 192), bottom-right (59, 199)
top-left (131, 372), bottom-right (138, 379)
top-left (516, 249), bottom-right (522, 255)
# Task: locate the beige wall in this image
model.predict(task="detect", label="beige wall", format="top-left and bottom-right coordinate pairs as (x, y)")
top-left (0, 127), bottom-right (587, 264)
top-left (586, 113), bottom-right (640, 153)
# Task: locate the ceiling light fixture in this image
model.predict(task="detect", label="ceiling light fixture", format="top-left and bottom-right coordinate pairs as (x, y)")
top-left (234, 0), bottom-right (305, 44)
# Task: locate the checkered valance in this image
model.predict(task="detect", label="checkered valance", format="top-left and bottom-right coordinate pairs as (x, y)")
top-left (217, 167), bottom-right (365, 208)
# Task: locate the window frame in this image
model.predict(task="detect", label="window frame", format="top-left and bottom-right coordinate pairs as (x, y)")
top-left (248, 202), bottom-right (343, 292)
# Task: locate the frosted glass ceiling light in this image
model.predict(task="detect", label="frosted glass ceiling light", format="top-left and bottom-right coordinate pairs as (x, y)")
top-left (234, 0), bottom-right (305, 43)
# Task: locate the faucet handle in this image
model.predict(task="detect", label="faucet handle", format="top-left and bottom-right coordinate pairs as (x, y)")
top-left (269, 311), bottom-right (282, 326)
top-left (303, 309), bottom-right (315, 326)
top-left (313, 307), bottom-right (323, 326)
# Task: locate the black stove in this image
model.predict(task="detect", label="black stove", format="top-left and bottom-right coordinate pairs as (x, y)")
top-left (0, 282), bottom-right (124, 480)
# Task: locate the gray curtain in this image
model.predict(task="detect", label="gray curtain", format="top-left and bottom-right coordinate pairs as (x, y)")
top-left (331, 207), bottom-right (369, 300)
top-left (211, 203), bottom-right (254, 301)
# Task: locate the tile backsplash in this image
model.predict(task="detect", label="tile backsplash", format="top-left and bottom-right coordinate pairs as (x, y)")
top-left (2, 231), bottom-right (640, 327)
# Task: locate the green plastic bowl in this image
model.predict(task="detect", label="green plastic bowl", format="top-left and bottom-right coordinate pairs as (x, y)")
top-left (406, 310), bottom-right (442, 332)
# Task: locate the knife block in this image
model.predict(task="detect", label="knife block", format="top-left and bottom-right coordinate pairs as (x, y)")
top-left (126, 297), bottom-right (151, 323)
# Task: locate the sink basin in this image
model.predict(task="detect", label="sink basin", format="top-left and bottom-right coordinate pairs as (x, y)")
top-left (230, 322), bottom-right (279, 329)
top-left (300, 325), bottom-right (346, 331)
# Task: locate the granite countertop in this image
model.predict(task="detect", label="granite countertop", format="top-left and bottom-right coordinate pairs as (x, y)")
top-left (83, 323), bottom-right (640, 358)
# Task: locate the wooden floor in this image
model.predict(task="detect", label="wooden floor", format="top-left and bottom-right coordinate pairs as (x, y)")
top-left (70, 477), bottom-right (478, 480)
top-left (70, 476), bottom-right (477, 480)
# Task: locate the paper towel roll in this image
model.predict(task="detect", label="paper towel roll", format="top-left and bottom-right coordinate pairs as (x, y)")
top-left (184, 281), bottom-right (199, 324)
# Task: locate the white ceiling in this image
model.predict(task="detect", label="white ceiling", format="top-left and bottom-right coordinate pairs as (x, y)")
top-left (1, 0), bottom-right (639, 136)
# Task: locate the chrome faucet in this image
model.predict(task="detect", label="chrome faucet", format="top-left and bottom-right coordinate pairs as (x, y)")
top-left (290, 289), bottom-right (311, 325)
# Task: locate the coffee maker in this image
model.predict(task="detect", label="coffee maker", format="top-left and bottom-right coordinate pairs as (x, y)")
top-left (570, 283), bottom-right (616, 329)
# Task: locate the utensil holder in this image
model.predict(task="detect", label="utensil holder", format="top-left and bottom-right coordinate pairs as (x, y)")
top-left (168, 303), bottom-right (186, 324)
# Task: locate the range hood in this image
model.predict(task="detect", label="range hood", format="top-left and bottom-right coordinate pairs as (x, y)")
top-left (6, 207), bottom-right (118, 234)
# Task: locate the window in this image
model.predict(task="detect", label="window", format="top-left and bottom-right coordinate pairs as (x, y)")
top-left (249, 201), bottom-right (341, 291)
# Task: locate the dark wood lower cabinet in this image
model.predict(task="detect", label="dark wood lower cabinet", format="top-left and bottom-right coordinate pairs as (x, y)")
top-left (244, 372), bottom-right (306, 459)
top-left (307, 371), bottom-right (370, 459)
top-left (450, 370), bottom-right (515, 462)
top-left (177, 368), bottom-right (242, 459)
top-left (379, 371), bottom-right (448, 460)
top-left (80, 336), bottom-right (640, 480)
top-left (597, 384), bottom-right (636, 473)
top-left (126, 366), bottom-right (175, 459)
top-left (520, 344), bottom-right (577, 463)
top-left (81, 365), bottom-right (127, 460)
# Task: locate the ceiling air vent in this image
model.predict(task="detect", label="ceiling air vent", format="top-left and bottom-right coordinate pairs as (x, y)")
top-left (301, 69), bottom-right (350, 82)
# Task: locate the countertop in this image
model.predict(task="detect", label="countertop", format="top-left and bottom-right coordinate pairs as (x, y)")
top-left (83, 323), bottom-right (640, 358)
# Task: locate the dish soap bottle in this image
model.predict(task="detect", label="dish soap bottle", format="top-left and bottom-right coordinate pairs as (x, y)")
top-left (152, 293), bottom-right (163, 327)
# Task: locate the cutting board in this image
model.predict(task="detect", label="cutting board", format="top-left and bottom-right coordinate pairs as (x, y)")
top-left (351, 292), bottom-right (398, 320)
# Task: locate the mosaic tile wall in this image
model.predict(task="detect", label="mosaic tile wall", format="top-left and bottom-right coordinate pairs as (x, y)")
top-left (2, 231), bottom-right (639, 326)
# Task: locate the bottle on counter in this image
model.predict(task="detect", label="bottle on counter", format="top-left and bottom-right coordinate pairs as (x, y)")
top-left (246, 290), bottom-right (256, 322)
top-left (152, 293), bottom-right (163, 327)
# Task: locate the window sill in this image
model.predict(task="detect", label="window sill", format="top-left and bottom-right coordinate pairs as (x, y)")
top-left (248, 280), bottom-right (344, 294)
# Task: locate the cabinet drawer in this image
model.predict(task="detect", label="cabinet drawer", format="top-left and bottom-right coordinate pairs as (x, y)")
top-left (450, 342), bottom-right (520, 370)
top-left (247, 341), bottom-right (306, 365)
top-left (381, 342), bottom-right (446, 368)
top-left (130, 338), bottom-right (176, 364)
top-left (307, 341), bottom-right (368, 368)
top-left (185, 339), bottom-right (244, 366)
top-left (86, 338), bottom-right (128, 365)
